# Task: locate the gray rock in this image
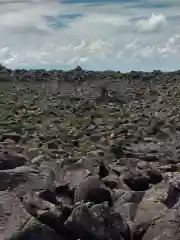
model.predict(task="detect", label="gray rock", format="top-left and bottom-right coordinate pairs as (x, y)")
top-left (10, 217), bottom-right (64, 240)
top-left (37, 204), bottom-right (72, 237)
top-left (135, 181), bottom-right (168, 225)
top-left (110, 141), bottom-right (125, 158)
top-left (46, 139), bottom-right (59, 149)
top-left (109, 164), bottom-right (128, 176)
top-left (0, 191), bottom-right (31, 240)
top-left (114, 202), bottom-right (138, 222)
top-left (142, 207), bottom-right (180, 240)
top-left (136, 161), bottom-right (151, 170)
top-left (98, 160), bottom-right (109, 179)
top-left (65, 202), bottom-right (130, 240)
top-left (1, 133), bottom-right (22, 143)
top-left (163, 173), bottom-right (180, 208)
top-left (140, 154), bottom-right (159, 162)
top-left (0, 171), bottom-right (13, 191)
top-left (160, 164), bottom-right (177, 172)
top-left (55, 182), bottom-right (73, 205)
top-left (146, 168), bottom-right (162, 185)
top-left (23, 190), bottom-right (58, 208)
top-left (0, 151), bottom-right (27, 170)
top-left (123, 170), bottom-right (150, 191)
top-left (106, 211), bottom-right (131, 240)
top-left (102, 174), bottom-right (119, 189)
top-left (2, 166), bottom-right (49, 196)
top-left (38, 189), bottom-right (62, 205)
top-left (74, 175), bottom-right (113, 206)
top-left (62, 167), bottom-right (92, 189)
top-left (65, 202), bottom-right (108, 240)
top-left (113, 189), bottom-right (145, 205)
top-left (31, 155), bottom-right (44, 166)
top-left (131, 222), bottom-right (151, 240)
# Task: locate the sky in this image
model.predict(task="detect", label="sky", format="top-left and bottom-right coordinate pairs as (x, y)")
top-left (0, 0), bottom-right (180, 71)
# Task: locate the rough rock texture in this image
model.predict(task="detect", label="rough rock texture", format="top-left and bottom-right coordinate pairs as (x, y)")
top-left (142, 205), bottom-right (180, 240)
top-left (65, 202), bottom-right (131, 240)
top-left (1, 66), bottom-right (180, 239)
top-left (0, 191), bottom-right (31, 240)
top-left (74, 175), bottom-right (113, 205)
top-left (10, 217), bottom-right (63, 240)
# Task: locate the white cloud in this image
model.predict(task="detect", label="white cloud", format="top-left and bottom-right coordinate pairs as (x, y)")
top-left (0, 0), bottom-right (180, 71)
top-left (1, 34), bottom-right (180, 70)
top-left (135, 13), bottom-right (167, 33)
top-left (157, 35), bottom-right (180, 58)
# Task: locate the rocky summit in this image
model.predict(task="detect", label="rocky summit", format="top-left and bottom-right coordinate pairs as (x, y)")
top-left (1, 64), bottom-right (180, 239)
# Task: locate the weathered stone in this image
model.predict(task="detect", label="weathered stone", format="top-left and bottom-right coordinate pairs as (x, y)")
top-left (102, 174), bottom-right (119, 189)
top-left (55, 182), bottom-right (73, 204)
top-left (109, 164), bottom-right (128, 176)
top-left (163, 173), bottom-right (180, 208)
top-left (140, 154), bottom-right (159, 162)
top-left (114, 190), bottom-right (145, 206)
top-left (136, 161), bottom-right (151, 170)
top-left (10, 217), bottom-right (63, 240)
top-left (46, 139), bottom-right (59, 149)
top-left (110, 141), bottom-right (125, 158)
top-left (142, 207), bottom-right (180, 240)
top-left (0, 191), bottom-right (31, 239)
top-left (114, 202), bottom-right (138, 222)
top-left (0, 171), bottom-right (13, 191)
top-left (3, 166), bottom-right (51, 197)
top-left (65, 202), bottom-right (130, 240)
top-left (37, 204), bottom-right (72, 238)
top-left (135, 181), bottom-right (168, 224)
top-left (146, 168), bottom-right (163, 185)
top-left (98, 160), bottom-right (109, 179)
top-left (38, 190), bottom-right (60, 205)
top-left (1, 133), bottom-right (22, 143)
top-left (62, 168), bottom-right (92, 189)
top-left (31, 155), bottom-right (44, 166)
top-left (0, 152), bottom-right (27, 170)
top-left (123, 170), bottom-right (150, 191)
top-left (131, 222), bottom-right (151, 240)
top-left (74, 175), bottom-right (113, 206)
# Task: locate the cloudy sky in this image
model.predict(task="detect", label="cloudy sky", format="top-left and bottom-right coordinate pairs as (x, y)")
top-left (0, 0), bottom-right (180, 71)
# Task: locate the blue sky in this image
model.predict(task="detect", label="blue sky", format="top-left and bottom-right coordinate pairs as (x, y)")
top-left (0, 0), bottom-right (180, 71)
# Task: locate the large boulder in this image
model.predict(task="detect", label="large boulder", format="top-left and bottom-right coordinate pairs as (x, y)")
top-left (37, 205), bottom-right (72, 238)
top-left (135, 181), bottom-right (168, 225)
top-left (65, 202), bottom-right (131, 240)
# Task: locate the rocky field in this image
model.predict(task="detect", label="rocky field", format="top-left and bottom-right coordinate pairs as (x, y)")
top-left (1, 65), bottom-right (180, 240)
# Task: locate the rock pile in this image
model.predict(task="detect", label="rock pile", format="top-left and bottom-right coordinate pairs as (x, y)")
top-left (0, 154), bottom-right (180, 240)
top-left (0, 65), bottom-right (180, 239)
